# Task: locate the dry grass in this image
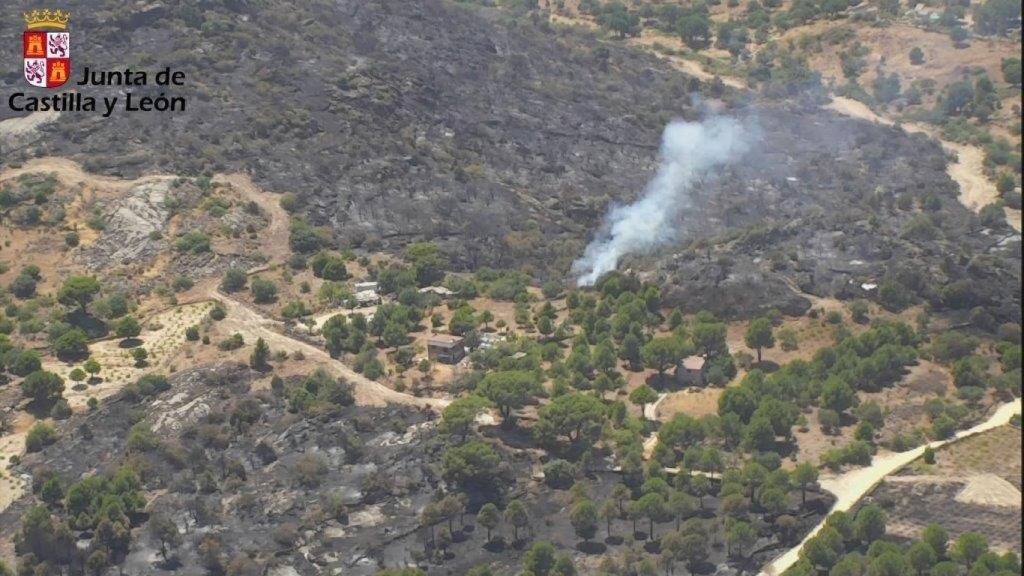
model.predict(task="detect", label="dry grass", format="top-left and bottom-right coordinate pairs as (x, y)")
top-left (921, 424), bottom-right (1023, 488)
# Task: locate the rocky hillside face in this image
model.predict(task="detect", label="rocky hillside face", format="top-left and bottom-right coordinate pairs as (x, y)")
top-left (1, 0), bottom-right (1019, 322)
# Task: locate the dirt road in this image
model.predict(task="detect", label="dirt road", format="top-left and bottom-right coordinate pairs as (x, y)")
top-left (212, 289), bottom-right (449, 410)
top-left (761, 398), bottom-right (1022, 576)
top-left (827, 97), bottom-right (1022, 232)
top-left (212, 173), bottom-right (292, 265)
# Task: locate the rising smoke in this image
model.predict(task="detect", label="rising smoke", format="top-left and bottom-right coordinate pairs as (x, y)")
top-left (572, 116), bottom-right (754, 286)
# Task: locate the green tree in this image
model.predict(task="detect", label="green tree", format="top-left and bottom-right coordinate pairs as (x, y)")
top-left (599, 2), bottom-right (641, 38)
top-left (25, 422), bottom-right (58, 452)
top-left (130, 346), bottom-right (148, 367)
top-left (950, 532), bottom-right (988, 569)
top-left (620, 332), bottom-right (644, 370)
top-left (10, 273), bottom-right (37, 299)
top-left (69, 367), bottom-right (87, 384)
top-left (288, 219), bottom-right (323, 253)
top-left (744, 317), bottom-right (775, 362)
top-left (908, 541), bottom-right (938, 575)
top-left (53, 329), bottom-right (89, 360)
top-left (870, 551), bottom-right (910, 576)
top-left (477, 370), bottom-right (536, 424)
top-left (522, 541), bottom-right (557, 574)
top-left (600, 499), bottom-right (618, 538)
top-left (635, 492), bottom-right (667, 539)
top-left (854, 504), bottom-right (887, 543)
top-left (692, 320), bottom-right (728, 357)
top-left (910, 47), bottom-right (925, 65)
top-left (220, 268), bottom-right (248, 292)
top-left (250, 278), bottom-right (278, 303)
top-left (8, 349), bottom-right (42, 376)
top-left (791, 462), bottom-right (819, 506)
top-left (504, 500), bottom-right (530, 542)
top-left (58, 275), bottom-right (101, 311)
top-left (439, 395), bottom-right (493, 441)
top-left (727, 521), bottom-right (757, 558)
top-left (480, 310), bottom-right (494, 330)
top-left (533, 393), bottom-right (606, 446)
top-left (821, 376), bottom-right (857, 414)
top-left (678, 528), bottom-right (709, 572)
top-left (322, 314), bottom-right (350, 357)
top-left (802, 526), bottom-right (844, 569)
top-left (149, 513), bottom-right (182, 561)
top-left (449, 305), bottom-right (478, 336)
top-left (1001, 57), bottom-right (1022, 85)
top-left (403, 241), bottom-right (447, 287)
top-left (642, 336), bottom-right (690, 382)
top-left (21, 370), bottom-right (65, 405)
top-left (678, 13), bottom-right (712, 49)
top-left (570, 499), bottom-right (599, 543)
top-left (84, 357), bottom-right (101, 380)
top-left (477, 503), bottom-right (501, 543)
top-left (668, 491), bottom-right (696, 530)
top-left (250, 337), bottom-right (270, 370)
top-left (630, 384), bottom-right (659, 421)
top-left (996, 172), bottom-right (1016, 194)
top-left (115, 316), bottom-right (141, 340)
top-left (922, 523), bottom-right (949, 557)
top-left (441, 440), bottom-right (502, 493)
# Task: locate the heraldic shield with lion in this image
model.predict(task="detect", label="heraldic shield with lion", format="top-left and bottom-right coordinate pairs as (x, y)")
top-left (23, 9), bottom-right (71, 89)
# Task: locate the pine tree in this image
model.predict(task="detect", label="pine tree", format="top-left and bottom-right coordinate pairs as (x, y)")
top-left (250, 337), bottom-right (270, 370)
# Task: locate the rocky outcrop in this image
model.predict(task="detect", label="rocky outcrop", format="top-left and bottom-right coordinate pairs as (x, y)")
top-left (78, 180), bottom-right (171, 270)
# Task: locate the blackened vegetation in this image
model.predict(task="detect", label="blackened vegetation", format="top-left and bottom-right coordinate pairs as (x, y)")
top-left (0, 0), bottom-right (1018, 325)
top-left (1, 362), bottom-right (455, 575)
top-left (655, 110), bottom-right (1021, 325)
top-left (1, 0), bottom-right (698, 276)
top-left (2, 357), bottom-right (836, 575)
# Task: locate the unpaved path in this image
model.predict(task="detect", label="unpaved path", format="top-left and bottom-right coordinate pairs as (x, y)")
top-left (212, 289), bottom-right (448, 410)
top-left (761, 398), bottom-right (1022, 576)
top-left (0, 156), bottom-right (171, 191)
top-left (827, 97), bottom-right (1022, 232)
top-left (547, 11), bottom-right (746, 89)
top-left (212, 173), bottom-right (291, 265)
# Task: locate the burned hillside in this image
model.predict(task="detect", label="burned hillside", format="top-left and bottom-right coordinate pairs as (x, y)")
top-left (1, 0), bottom-right (1018, 324)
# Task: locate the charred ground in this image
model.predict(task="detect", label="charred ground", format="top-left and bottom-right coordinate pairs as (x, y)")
top-left (1, 0), bottom-right (1018, 324)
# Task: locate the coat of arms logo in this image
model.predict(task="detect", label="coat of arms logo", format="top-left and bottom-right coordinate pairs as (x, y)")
top-left (23, 9), bottom-right (71, 88)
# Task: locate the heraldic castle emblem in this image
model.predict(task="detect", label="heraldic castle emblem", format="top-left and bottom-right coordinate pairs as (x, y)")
top-left (23, 9), bottom-right (71, 88)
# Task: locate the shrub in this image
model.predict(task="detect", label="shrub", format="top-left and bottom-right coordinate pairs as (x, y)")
top-left (8, 349), bottom-right (41, 376)
top-left (25, 422), bottom-right (58, 452)
top-left (175, 231), bottom-right (211, 254)
top-left (50, 398), bottom-right (72, 419)
top-left (171, 275), bottom-right (194, 292)
top-left (250, 278), bottom-right (278, 304)
top-left (218, 333), bottom-right (245, 351)
top-left (220, 268), bottom-right (248, 293)
top-left (135, 374), bottom-right (170, 397)
top-left (209, 303), bottom-right (226, 321)
top-left (543, 459), bottom-right (578, 489)
top-left (281, 301), bottom-right (310, 319)
top-left (288, 219), bottom-right (323, 254)
top-left (310, 251), bottom-right (349, 280)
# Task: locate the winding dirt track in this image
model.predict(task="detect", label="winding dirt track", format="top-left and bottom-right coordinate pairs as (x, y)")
top-left (210, 288), bottom-right (449, 410)
top-left (760, 399), bottom-right (1022, 576)
top-left (827, 97), bottom-right (1022, 232)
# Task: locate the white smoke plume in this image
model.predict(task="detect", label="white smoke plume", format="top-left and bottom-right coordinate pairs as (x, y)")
top-left (572, 116), bottom-right (753, 286)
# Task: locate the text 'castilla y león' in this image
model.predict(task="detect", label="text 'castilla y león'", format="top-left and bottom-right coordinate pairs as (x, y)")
top-left (7, 67), bottom-right (189, 118)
